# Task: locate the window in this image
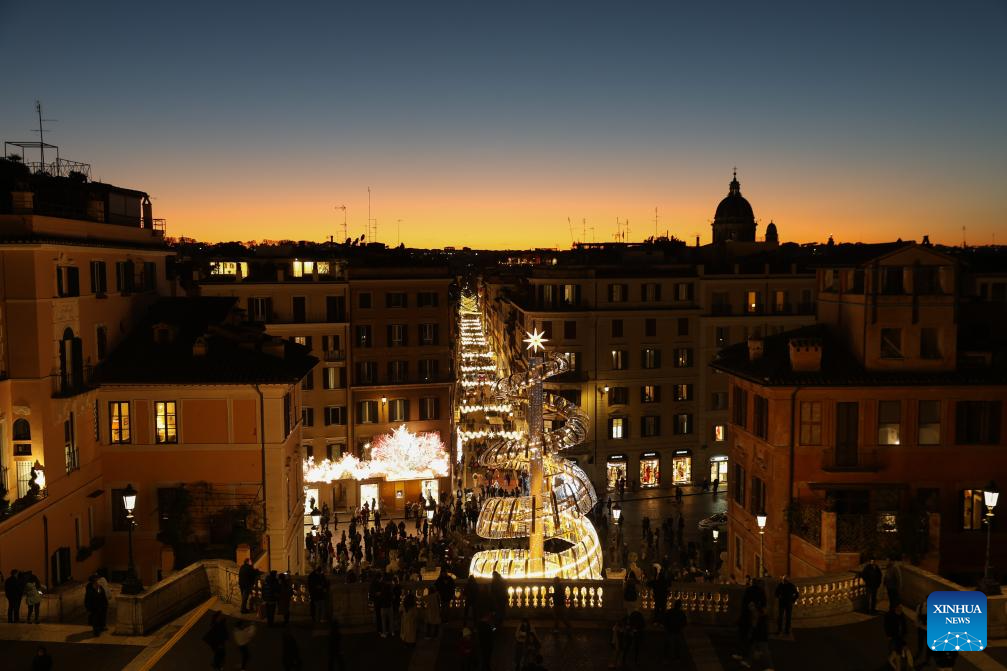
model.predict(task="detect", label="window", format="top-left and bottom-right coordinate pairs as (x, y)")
top-left (388, 324), bottom-right (408, 347)
top-left (609, 417), bottom-right (626, 439)
top-left (357, 401), bottom-right (378, 424)
top-left (417, 291), bottom-right (439, 307)
top-left (746, 291), bottom-right (761, 314)
top-left (539, 321), bottom-right (553, 340)
top-left (733, 464), bottom-right (746, 506)
top-left (564, 320), bottom-right (577, 340)
top-left (750, 476), bottom-right (766, 515)
top-left (388, 360), bottom-right (408, 383)
top-left (608, 283), bottom-right (627, 302)
top-left (109, 401), bottom-right (131, 444)
top-left (302, 407), bottom-right (315, 427)
top-left (292, 259), bottom-right (314, 277)
top-left (674, 348), bottom-right (693, 368)
top-left (355, 361), bottom-right (377, 385)
top-left (322, 367), bottom-right (344, 389)
top-left (774, 290), bottom-right (788, 313)
top-left (609, 387), bottom-right (629, 405)
top-left (560, 284), bottom-right (579, 306)
top-left (611, 319), bottom-right (624, 338)
top-left (325, 296), bottom-right (346, 322)
top-left (247, 297), bottom-right (272, 322)
top-left (674, 413), bottom-right (693, 435)
top-left (143, 261), bottom-right (157, 291)
top-left (753, 395), bottom-right (769, 439)
top-left (677, 318), bottom-right (688, 336)
top-left (301, 370), bottom-right (314, 390)
top-left (732, 386), bottom-right (748, 428)
top-left (293, 335), bottom-right (311, 348)
top-left (355, 325), bottom-right (372, 348)
top-left (674, 384), bottom-right (693, 402)
top-left (64, 413), bottom-right (79, 474)
top-left (920, 328), bottom-right (941, 359)
top-left (918, 401), bottom-right (941, 445)
top-left (714, 424), bottom-right (727, 442)
top-left (611, 350), bottom-right (628, 370)
top-left (799, 401), bottom-right (822, 445)
top-left (419, 397), bottom-right (440, 421)
top-left (562, 352), bottom-right (579, 373)
top-left (641, 282), bottom-right (661, 302)
top-left (712, 291), bottom-right (730, 314)
top-left (641, 348), bottom-right (661, 369)
top-left (358, 292), bottom-right (372, 309)
top-left (955, 401), bottom-right (1001, 445)
top-left (715, 326), bottom-right (730, 348)
top-left (712, 392), bottom-right (728, 410)
top-left (734, 535), bottom-right (743, 570)
top-left (90, 261), bottom-right (107, 295)
top-left (882, 267), bottom-right (904, 294)
top-left (389, 399), bottom-right (409, 422)
top-left (292, 296), bottom-right (307, 322)
top-left (96, 325), bottom-right (108, 361)
top-left (418, 359), bottom-right (439, 380)
top-left (675, 283), bottom-right (693, 302)
top-left (386, 292), bottom-right (407, 308)
top-left (55, 264), bottom-right (80, 298)
top-left (322, 335), bottom-right (342, 354)
top-left (115, 260), bottom-right (136, 294)
top-left (878, 401), bottom-right (901, 445)
top-left (557, 389), bottom-right (581, 406)
top-left (324, 406), bottom-right (347, 426)
top-left (880, 328), bottom-right (902, 359)
top-left (155, 401), bottom-right (178, 444)
top-left (963, 489), bottom-right (986, 530)
top-left (111, 488), bottom-right (130, 532)
top-left (303, 443), bottom-right (314, 460)
top-left (915, 266), bottom-right (941, 295)
top-left (642, 416), bottom-right (661, 437)
top-left (420, 323), bottom-right (439, 346)
top-left (641, 385), bottom-right (660, 404)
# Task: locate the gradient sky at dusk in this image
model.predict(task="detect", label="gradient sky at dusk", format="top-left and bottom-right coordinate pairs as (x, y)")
top-left (1, 1), bottom-right (1004, 249)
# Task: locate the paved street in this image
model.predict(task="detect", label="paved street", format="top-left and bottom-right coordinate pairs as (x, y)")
top-left (0, 639), bottom-right (142, 670)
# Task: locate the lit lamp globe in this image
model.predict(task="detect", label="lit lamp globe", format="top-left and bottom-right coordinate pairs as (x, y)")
top-left (756, 512), bottom-right (767, 531)
top-left (979, 480), bottom-right (1001, 595)
top-left (426, 502), bottom-right (436, 521)
top-left (712, 529), bottom-right (720, 541)
top-left (122, 483), bottom-right (138, 515)
top-left (985, 481), bottom-right (999, 512)
top-left (612, 502), bottom-right (622, 524)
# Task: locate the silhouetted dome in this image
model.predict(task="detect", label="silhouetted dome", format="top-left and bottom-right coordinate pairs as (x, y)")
top-left (765, 221), bottom-right (778, 243)
top-left (711, 172), bottom-right (757, 243)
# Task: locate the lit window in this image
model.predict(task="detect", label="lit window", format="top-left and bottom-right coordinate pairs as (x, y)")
top-left (918, 401), bottom-right (940, 445)
top-left (389, 399), bottom-right (409, 422)
top-left (674, 413), bottom-right (692, 435)
top-left (109, 401), bottom-right (131, 444)
top-left (877, 401), bottom-right (901, 445)
top-left (714, 424), bottom-right (726, 442)
top-left (155, 401), bottom-right (177, 444)
top-left (746, 291), bottom-right (761, 314)
top-left (609, 417), bottom-right (625, 439)
top-left (611, 350), bottom-right (627, 370)
top-left (292, 259), bottom-right (315, 277)
top-left (963, 489), bottom-right (985, 530)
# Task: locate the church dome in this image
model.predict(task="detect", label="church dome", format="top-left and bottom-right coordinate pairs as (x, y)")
top-left (765, 221), bottom-right (778, 243)
top-left (711, 171), bottom-right (757, 243)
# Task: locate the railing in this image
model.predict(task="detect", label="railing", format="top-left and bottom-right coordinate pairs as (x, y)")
top-left (821, 447), bottom-right (881, 472)
top-left (151, 218), bottom-right (166, 233)
top-left (324, 350), bottom-right (346, 362)
top-left (52, 364), bottom-right (96, 398)
top-left (789, 500), bottom-right (824, 546)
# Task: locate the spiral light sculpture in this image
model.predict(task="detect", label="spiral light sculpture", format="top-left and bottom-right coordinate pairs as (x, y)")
top-left (469, 330), bottom-right (603, 580)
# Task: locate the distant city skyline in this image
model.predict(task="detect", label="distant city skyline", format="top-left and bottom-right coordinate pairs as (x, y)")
top-left (1, 0), bottom-right (1004, 249)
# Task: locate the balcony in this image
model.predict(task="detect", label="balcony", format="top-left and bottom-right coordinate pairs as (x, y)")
top-left (52, 364), bottom-right (96, 398)
top-left (324, 350), bottom-right (346, 362)
top-left (821, 447), bottom-right (881, 472)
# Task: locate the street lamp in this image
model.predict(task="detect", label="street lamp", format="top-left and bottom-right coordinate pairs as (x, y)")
top-left (121, 484), bottom-right (143, 595)
top-left (311, 507), bottom-right (322, 528)
top-left (756, 511), bottom-right (768, 578)
top-left (981, 481), bottom-right (1000, 595)
top-left (426, 499), bottom-right (436, 522)
top-left (612, 501), bottom-right (622, 524)
top-left (712, 529), bottom-right (720, 542)
top-left (612, 501), bottom-right (624, 570)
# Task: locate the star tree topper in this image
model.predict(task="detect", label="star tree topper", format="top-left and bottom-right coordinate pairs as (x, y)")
top-left (523, 328), bottom-right (548, 353)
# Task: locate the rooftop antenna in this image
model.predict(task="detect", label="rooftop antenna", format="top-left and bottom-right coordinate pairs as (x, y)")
top-left (367, 187), bottom-right (378, 243)
top-left (335, 204), bottom-right (347, 241)
top-left (582, 218), bottom-right (587, 244)
top-left (31, 100), bottom-right (56, 166)
top-left (654, 206), bottom-right (659, 239)
top-left (396, 218), bottom-right (403, 247)
top-left (962, 225), bottom-right (967, 249)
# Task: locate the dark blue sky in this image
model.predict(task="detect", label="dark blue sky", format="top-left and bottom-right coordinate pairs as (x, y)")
top-left (1, 1), bottom-right (1004, 247)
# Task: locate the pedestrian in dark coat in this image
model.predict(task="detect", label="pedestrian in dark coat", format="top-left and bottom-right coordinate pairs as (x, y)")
top-left (238, 558), bottom-right (258, 613)
top-left (261, 570), bottom-right (279, 626)
top-left (5, 568), bottom-right (23, 623)
top-left (84, 574), bottom-right (108, 636)
top-left (202, 611), bottom-right (228, 671)
top-left (31, 645), bottom-right (53, 671)
top-left (774, 575), bottom-right (800, 635)
top-left (862, 559), bottom-right (883, 613)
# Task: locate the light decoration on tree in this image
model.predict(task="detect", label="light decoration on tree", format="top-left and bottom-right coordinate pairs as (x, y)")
top-left (303, 425), bottom-right (449, 483)
top-left (469, 330), bottom-right (603, 581)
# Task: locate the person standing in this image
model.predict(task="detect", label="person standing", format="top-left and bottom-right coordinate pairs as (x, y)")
top-left (24, 575), bottom-right (43, 624)
top-left (238, 558), bottom-right (258, 614)
top-left (774, 575), bottom-right (800, 636)
top-left (5, 568), bottom-right (23, 623)
top-left (261, 570), bottom-right (279, 627)
top-left (308, 565), bottom-right (328, 623)
top-left (232, 620), bottom-right (256, 671)
top-left (277, 573), bottom-right (292, 626)
top-left (31, 645), bottom-right (53, 671)
top-left (622, 571), bottom-right (640, 614)
top-left (424, 588), bottom-right (441, 639)
top-left (400, 592), bottom-right (419, 645)
top-left (202, 611), bottom-right (228, 671)
top-left (514, 618), bottom-right (541, 671)
top-left (434, 567), bottom-right (455, 622)
top-left (861, 560), bottom-right (883, 614)
top-left (84, 574), bottom-right (108, 636)
top-left (662, 599), bottom-right (688, 660)
top-left (888, 637), bottom-right (914, 670)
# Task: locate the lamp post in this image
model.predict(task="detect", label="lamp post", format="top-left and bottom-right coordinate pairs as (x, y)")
top-left (613, 501), bottom-right (623, 569)
top-left (756, 511), bottom-right (767, 578)
top-left (121, 484), bottom-right (143, 595)
top-left (981, 481), bottom-right (1000, 595)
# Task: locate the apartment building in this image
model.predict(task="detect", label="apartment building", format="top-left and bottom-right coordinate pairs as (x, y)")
top-left (0, 153), bottom-right (174, 586)
top-left (713, 242), bottom-right (1007, 581)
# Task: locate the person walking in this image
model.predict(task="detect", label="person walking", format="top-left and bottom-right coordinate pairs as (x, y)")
top-left (31, 645), bottom-right (53, 671)
top-left (277, 573), bottom-right (292, 626)
top-left (424, 588), bottom-right (441, 639)
top-left (84, 574), bottom-right (108, 636)
top-left (308, 565), bottom-right (328, 623)
top-left (378, 576), bottom-right (395, 638)
top-left (238, 558), bottom-right (258, 614)
top-left (662, 599), bottom-right (688, 660)
top-left (202, 611), bottom-right (228, 671)
top-left (774, 575), bottom-right (800, 636)
top-left (434, 567), bottom-right (456, 622)
top-left (884, 603), bottom-right (907, 651)
top-left (282, 629), bottom-right (302, 671)
top-left (490, 571), bottom-right (508, 627)
top-left (5, 568), bottom-right (23, 623)
top-left (741, 604), bottom-right (774, 669)
top-left (400, 592), bottom-right (419, 645)
top-left (24, 575), bottom-right (43, 624)
top-left (861, 560), bottom-right (883, 614)
top-left (232, 620), bottom-right (256, 671)
top-left (712, 478), bottom-right (720, 495)
top-left (261, 570), bottom-right (279, 627)
top-left (551, 576), bottom-right (572, 635)
top-left (622, 571), bottom-right (640, 614)
top-left (514, 618), bottom-right (541, 671)
top-left (888, 637), bottom-right (914, 670)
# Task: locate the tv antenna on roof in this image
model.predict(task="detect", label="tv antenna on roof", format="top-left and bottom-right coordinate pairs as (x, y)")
top-left (31, 100), bottom-right (57, 165)
top-left (367, 187), bottom-right (378, 243)
top-left (335, 204), bottom-right (347, 242)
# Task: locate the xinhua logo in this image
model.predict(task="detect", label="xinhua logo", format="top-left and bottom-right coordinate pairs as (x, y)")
top-left (926, 591), bottom-right (987, 652)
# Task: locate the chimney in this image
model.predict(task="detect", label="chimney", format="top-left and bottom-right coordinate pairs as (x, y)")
top-left (747, 337), bottom-right (764, 361)
top-left (789, 338), bottom-right (822, 372)
top-left (192, 335), bottom-right (209, 357)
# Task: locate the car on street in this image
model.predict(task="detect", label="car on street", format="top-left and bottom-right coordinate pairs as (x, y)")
top-left (698, 512), bottom-right (727, 530)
